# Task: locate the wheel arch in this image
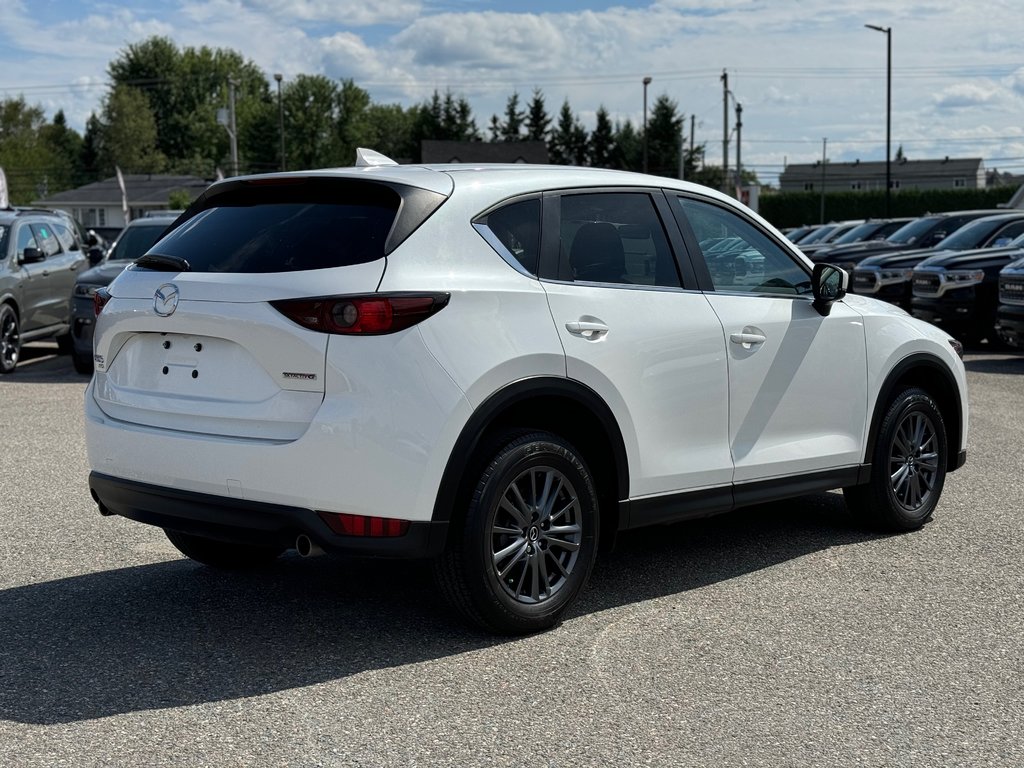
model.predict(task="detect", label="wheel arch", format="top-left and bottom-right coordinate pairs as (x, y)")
top-left (432, 377), bottom-right (630, 539)
top-left (865, 353), bottom-right (964, 472)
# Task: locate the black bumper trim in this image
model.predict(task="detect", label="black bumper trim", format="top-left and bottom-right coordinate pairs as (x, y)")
top-left (88, 472), bottom-right (448, 559)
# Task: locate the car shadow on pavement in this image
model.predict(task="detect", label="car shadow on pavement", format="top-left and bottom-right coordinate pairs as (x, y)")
top-left (0, 492), bottom-right (885, 725)
top-left (963, 354), bottom-right (1023, 375)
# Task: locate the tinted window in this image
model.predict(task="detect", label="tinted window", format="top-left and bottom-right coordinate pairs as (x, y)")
top-left (53, 222), bottom-right (78, 252)
top-left (676, 196), bottom-right (812, 296)
top-left (109, 223), bottom-right (173, 262)
top-left (147, 183), bottom-right (400, 273)
top-left (16, 225), bottom-right (38, 259)
top-left (560, 193), bottom-right (680, 288)
top-left (887, 217), bottom-right (940, 245)
top-left (0, 225), bottom-right (8, 259)
top-left (31, 223), bottom-right (62, 257)
top-left (478, 198), bottom-right (541, 275)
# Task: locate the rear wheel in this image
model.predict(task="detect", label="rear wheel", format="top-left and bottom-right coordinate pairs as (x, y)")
top-left (0, 304), bottom-right (20, 374)
top-left (434, 431), bottom-right (599, 634)
top-left (164, 528), bottom-right (284, 569)
top-left (844, 387), bottom-right (947, 531)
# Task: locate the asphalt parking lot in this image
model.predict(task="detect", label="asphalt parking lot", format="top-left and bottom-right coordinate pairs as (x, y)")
top-left (1, 343), bottom-right (1021, 767)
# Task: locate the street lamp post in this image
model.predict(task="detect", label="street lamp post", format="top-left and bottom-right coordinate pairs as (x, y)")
top-left (642, 76), bottom-right (652, 174)
top-left (274, 73), bottom-right (285, 172)
top-left (865, 24), bottom-right (892, 216)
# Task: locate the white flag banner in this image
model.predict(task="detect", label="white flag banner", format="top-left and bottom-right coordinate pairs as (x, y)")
top-left (0, 166), bottom-right (9, 209)
top-left (115, 166), bottom-right (129, 223)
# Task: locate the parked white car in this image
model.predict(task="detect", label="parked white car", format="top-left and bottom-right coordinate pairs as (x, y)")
top-left (85, 153), bottom-right (969, 633)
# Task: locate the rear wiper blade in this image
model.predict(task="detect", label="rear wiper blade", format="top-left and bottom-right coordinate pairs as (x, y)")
top-left (134, 253), bottom-right (191, 272)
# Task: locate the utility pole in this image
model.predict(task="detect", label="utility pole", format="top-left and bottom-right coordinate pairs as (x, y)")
top-left (274, 73), bottom-right (285, 172)
top-left (229, 79), bottom-right (238, 177)
top-left (735, 101), bottom-right (743, 198)
top-left (721, 69), bottom-right (729, 194)
top-left (820, 138), bottom-right (828, 224)
top-left (642, 76), bottom-right (652, 174)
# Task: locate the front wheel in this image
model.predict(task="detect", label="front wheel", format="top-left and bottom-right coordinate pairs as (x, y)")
top-left (0, 304), bottom-right (20, 374)
top-left (434, 431), bottom-right (600, 634)
top-left (164, 529), bottom-right (284, 569)
top-left (844, 387), bottom-right (948, 531)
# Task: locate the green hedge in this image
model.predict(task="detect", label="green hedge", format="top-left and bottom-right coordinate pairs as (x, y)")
top-left (760, 188), bottom-right (1017, 229)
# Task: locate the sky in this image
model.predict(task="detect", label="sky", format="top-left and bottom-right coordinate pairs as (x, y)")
top-left (1, 0), bottom-right (1023, 185)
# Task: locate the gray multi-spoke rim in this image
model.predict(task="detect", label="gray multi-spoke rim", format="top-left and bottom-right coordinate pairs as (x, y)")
top-left (0, 309), bottom-right (18, 371)
top-left (889, 410), bottom-right (940, 512)
top-left (490, 465), bottom-right (583, 605)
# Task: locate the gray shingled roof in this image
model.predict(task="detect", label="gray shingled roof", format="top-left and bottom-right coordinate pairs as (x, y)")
top-left (421, 140), bottom-right (549, 164)
top-left (34, 174), bottom-right (212, 207)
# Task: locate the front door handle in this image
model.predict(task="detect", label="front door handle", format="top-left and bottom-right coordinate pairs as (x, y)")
top-left (730, 331), bottom-right (767, 348)
top-left (566, 320), bottom-right (609, 339)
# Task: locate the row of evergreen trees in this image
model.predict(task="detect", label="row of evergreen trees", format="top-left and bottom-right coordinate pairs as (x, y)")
top-left (0, 36), bottom-right (725, 205)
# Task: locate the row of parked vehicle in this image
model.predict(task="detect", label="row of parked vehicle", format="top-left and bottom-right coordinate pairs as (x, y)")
top-left (0, 207), bottom-right (180, 374)
top-left (785, 211), bottom-right (1024, 347)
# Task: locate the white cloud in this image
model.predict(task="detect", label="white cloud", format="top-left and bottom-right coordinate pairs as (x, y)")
top-left (242, 0), bottom-right (423, 26)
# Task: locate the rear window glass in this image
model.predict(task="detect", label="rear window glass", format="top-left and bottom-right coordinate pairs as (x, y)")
top-left (146, 182), bottom-right (400, 273)
top-left (0, 225), bottom-right (8, 259)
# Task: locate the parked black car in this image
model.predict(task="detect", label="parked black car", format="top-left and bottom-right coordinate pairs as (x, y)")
top-left (813, 209), bottom-right (1010, 274)
top-left (994, 257), bottom-right (1024, 348)
top-left (849, 212), bottom-right (1024, 310)
top-left (798, 218), bottom-right (911, 258)
top-left (70, 213), bottom-right (179, 373)
top-left (910, 237), bottom-right (1024, 343)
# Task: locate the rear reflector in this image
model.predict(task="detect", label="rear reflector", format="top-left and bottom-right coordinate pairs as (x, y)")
top-left (318, 511), bottom-right (410, 537)
top-left (272, 293), bottom-right (449, 335)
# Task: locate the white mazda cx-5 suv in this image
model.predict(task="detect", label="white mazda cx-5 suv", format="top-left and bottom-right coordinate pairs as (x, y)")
top-left (85, 151), bottom-right (968, 634)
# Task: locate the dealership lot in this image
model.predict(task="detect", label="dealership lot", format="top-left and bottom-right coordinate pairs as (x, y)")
top-left (1, 344), bottom-right (1021, 766)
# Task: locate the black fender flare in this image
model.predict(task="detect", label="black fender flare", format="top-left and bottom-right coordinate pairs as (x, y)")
top-left (431, 377), bottom-right (630, 522)
top-left (864, 352), bottom-right (964, 470)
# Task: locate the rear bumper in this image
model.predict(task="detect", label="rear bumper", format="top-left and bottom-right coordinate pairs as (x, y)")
top-left (89, 472), bottom-right (449, 558)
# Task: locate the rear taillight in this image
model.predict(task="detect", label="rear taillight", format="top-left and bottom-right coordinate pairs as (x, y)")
top-left (271, 293), bottom-right (449, 335)
top-left (94, 287), bottom-right (111, 317)
top-left (317, 511), bottom-right (410, 537)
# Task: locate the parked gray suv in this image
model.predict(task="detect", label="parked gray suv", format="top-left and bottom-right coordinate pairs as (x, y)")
top-left (0, 208), bottom-right (88, 373)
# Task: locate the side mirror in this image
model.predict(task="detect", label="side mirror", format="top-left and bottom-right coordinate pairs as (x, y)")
top-left (88, 247), bottom-right (104, 266)
top-left (21, 247), bottom-right (46, 264)
top-left (812, 263), bottom-right (848, 316)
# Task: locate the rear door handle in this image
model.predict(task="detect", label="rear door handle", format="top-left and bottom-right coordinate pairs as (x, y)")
top-left (566, 320), bottom-right (609, 339)
top-left (730, 331), bottom-right (767, 348)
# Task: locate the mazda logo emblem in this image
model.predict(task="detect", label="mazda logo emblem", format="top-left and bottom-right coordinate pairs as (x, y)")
top-left (154, 284), bottom-right (180, 317)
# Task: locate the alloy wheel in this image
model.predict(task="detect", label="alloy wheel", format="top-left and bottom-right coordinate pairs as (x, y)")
top-left (888, 410), bottom-right (940, 511)
top-left (490, 465), bottom-right (583, 604)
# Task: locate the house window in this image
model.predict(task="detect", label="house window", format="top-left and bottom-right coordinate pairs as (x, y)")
top-left (890, 179), bottom-right (901, 190)
top-left (98, 209), bottom-right (106, 226)
top-left (851, 181), bottom-right (863, 190)
top-left (803, 182), bottom-right (814, 191)
top-left (954, 178), bottom-right (966, 188)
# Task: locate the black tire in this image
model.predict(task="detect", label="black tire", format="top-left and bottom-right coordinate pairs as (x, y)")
top-left (164, 528), bottom-right (284, 569)
top-left (72, 347), bottom-right (94, 375)
top-left (434, 431), bottom-right (600, 634)
top-left (0, 303), bottom-right (20, 374)
top-left (56, 331), bottom-right (73, 355)
top-left (844, 387), bottom-right (947, 532)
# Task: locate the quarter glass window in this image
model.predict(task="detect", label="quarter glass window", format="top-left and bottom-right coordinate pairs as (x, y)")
top-left (479, 198), bottom-right (541, 275)
top-left (676, 197), bottom-right (812, 296)
top-left (560, 193), bottom-right (681, 288)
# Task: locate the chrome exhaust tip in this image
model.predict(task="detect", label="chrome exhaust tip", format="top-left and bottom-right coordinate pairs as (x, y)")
top-left (295, 534), bottom-right (325, 558)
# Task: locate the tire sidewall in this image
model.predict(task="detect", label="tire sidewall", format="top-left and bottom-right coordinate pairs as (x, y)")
top-left (465, 433), bottom-right (599, 630)
top-left (0, 304), bottom-right (19, 374)
top-left (876, 389), bottom-right (948, 528)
